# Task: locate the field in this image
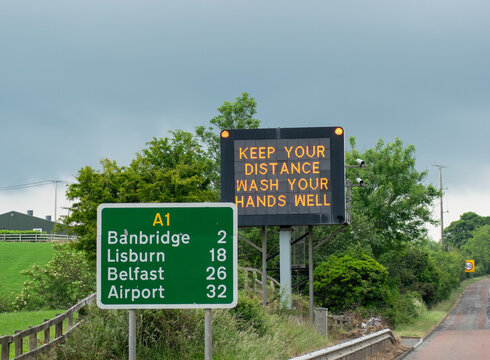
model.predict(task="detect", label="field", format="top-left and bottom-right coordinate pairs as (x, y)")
top-left (0, 309), bottom-right (63, 336)
top-left (0, 242), bottom-right (55, 299)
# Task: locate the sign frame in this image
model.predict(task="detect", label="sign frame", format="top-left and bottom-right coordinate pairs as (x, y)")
top-left (96, 202), bottom-right (238, 310)
top-left (220, 127), bottom-right (346, 227)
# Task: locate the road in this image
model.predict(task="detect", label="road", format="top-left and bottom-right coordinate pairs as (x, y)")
top-left (405, 277), bottom-right (490, 360)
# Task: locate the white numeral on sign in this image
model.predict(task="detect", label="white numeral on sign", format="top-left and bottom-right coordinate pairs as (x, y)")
top-left (217, 230), bottom-right (227, 244)
top-left (206, 284), bottom-right (227, 298)
top-left (206, 266), bottom-right (227, 280)
top-left (206, 230), bottom-right (230, 300)
top-left (209, 248), bottom-right (226, 262)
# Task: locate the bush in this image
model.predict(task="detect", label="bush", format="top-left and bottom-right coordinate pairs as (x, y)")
top-left (314, 252), bottom-right (390, 313)
top-left (0, 292), bottom-right (14, 313)
top-left (14, 244), bottom-right (95, 310)
top-left (383, 290), bottom-right (426, 327)
top-left (0, 230), bottom-right (47, 234)
top-left (429, 247), bottom-right (464, 302)
top-left (380, 247), bottom-right (441, 306)
top-left (230, 293), bottom-right (267, 336)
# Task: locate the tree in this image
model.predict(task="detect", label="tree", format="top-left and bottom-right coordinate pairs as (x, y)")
top-left (195, 92), bottom-right (260, 191)
top-left (445, 212), bottom-right (490, 249)
top-left (463, 225), bottom-right (490, 275)
top-left (60, 131), bottom-right (216, 260)
top-left (346, 137), bottom-right (439, 257)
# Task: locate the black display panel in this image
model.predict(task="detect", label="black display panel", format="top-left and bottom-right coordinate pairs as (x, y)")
top-left (220, 127), bottom-right (346, 226)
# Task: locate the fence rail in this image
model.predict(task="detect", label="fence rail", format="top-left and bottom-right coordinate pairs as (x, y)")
top-left (0, 233), bottom-right (78, 242)
top-left (240, 266), bottom-right (281, 291)
top-left (0, 293), bottom-right (95, 360)
top-left (290, 329), bottom-right (395, 360)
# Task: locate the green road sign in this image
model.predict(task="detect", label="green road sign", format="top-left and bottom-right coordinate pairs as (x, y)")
top-left (97, 203), bottom-right (238, 309)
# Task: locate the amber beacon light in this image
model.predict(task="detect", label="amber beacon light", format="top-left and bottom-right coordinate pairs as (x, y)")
top-left (334, 127), bottom-right (343, 136)
top-left (221, 130), bottom-right (230, 138)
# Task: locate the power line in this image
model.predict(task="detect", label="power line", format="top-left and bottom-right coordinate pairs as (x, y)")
top-left (0, 180), bottom-right (73, 222)
top-left (0, 181), bottom-right (56, 191)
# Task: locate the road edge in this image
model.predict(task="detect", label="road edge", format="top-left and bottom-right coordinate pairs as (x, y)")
top-left (394, 283), bottom-right (469, 360)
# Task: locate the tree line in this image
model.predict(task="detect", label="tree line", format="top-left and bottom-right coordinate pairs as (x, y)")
top-left (47, 92), bottom-right (489, 326)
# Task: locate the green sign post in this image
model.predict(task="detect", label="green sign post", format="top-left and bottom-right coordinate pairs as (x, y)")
top-left (97, 202), bottom-right (238, 309)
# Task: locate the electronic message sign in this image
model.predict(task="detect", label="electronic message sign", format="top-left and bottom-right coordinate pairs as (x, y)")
top-left (97, 203), bottom-right (238, 309)
top-left (220, 127), bottom-right (345, 226)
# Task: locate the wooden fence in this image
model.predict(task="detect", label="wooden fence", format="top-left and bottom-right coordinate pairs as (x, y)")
top-left (0, 234), bottom-right (78, 243)
top-left (0, 293), bottom-right (95, 360)
top-left (240, 266), bottom-right (281, 292)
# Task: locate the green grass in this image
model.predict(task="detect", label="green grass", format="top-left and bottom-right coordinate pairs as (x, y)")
top-left (0, 309), bottom-right (63, 336)
top-left (0, 309), bottom-right (73, 359)
top-left (0, 242), bottom-right (55, 298)
top-left (394, 276), bottom-right (488, 337)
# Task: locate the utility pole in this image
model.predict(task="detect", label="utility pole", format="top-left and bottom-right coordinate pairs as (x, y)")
top-left (433, 163), bottom-right (446, 250)
top-left (51, 180), bottom-right (62, 222)
top-left (51, 180), bottom-right (66, 222)
top-left (54, 180), bottom-right (58, 222)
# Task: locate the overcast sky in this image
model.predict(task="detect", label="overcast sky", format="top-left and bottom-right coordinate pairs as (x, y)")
top-left (1, 1), bottom-right (489, 240)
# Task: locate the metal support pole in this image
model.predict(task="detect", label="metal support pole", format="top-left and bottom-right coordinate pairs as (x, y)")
top-left (128, 310), bottom-right (136, 360)
top-left (280, 227), bottom-right (292, 309)
top-left (205, 309), bottom-right (212, 360)
top-left (262, 226), bottom-right (268, 307)
top-left (308, 225), bottom-right (314, 323)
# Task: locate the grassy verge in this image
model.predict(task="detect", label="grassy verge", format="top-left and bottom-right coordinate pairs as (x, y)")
top-left (48, 295), bottom-right (332, 360)
top-left (394, 276), bottom-right (488, 337)
top-left (0, 242), bottom-right (55, 298)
